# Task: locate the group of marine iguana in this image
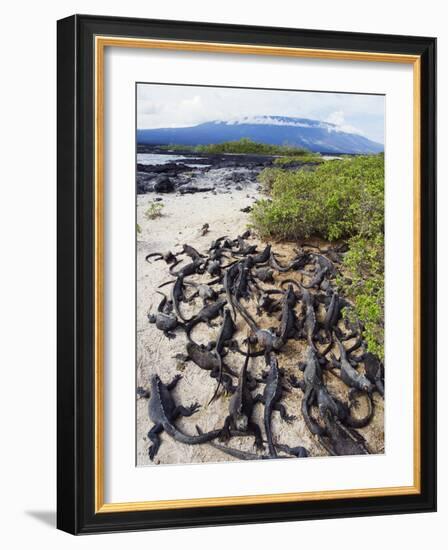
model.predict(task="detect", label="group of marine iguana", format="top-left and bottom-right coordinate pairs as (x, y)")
top-left (139, 230), bottom-right (385, 462)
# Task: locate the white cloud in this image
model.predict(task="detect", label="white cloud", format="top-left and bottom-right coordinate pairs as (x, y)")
top-left (137, 84), bottom-right (384, 143)
top-left (325, 110), bottom-right (364, 136)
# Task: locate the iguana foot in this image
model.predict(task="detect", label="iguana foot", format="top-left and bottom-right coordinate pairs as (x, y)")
top-left (148, 445), bottom-right (157, 461)
top-left (184, 402), bottom-right (201, 416)
top-left (289, 374), bottom-right (304, 390)
top-left (275, 403), bottom-right (296, 424)
top-left (147, 424), bottom-right (162, 460)
top-left (167, 374), bottom-right (182, 390)
top-left (218, 427), bottom-right (231, 443)
top-left (136, 386), bottom-right (150, 399)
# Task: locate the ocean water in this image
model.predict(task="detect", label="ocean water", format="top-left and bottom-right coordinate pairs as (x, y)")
top-left (137, 153), bottom-right (207, 168)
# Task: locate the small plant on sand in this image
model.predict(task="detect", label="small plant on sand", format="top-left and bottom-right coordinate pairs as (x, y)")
top-left (136, 223), bottom-right (142, 234)
top-left (144, 202), bottom-right (164, 220)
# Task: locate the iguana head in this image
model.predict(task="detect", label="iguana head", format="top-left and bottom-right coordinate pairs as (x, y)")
top-left (272, 336), bottom-right (284, 351)
top-left (234, 408), bottom-right (249, 431)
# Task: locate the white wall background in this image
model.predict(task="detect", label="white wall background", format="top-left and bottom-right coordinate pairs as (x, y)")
top-left (0, 1), bottom-right (443, 547)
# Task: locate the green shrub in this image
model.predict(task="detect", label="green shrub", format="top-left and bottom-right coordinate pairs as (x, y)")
top-left (161, 139), bottom-right (319, 157)
top-left (194, 138), bottom-right (312, 156)
top-left (258, 168), bottom-right (285, 194)
top-left (273, 154), bottom-right (324, 166)
top-left (251, 155), bottom-right (384, 241)
top-left (144, 202), bottom-right (164, 220)
top-left (338, 234), bottom-right (384, 359)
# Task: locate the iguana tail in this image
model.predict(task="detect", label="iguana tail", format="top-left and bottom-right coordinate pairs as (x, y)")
top-left (164, 423), bottom-right (221, 445)
top-left (145, 252), bottom-right (163, 263)
top-left (264, 406), bottom-right (277, 458)
top-left (208, 351), bottom-right (224, 405)
top-left (345, 392), bottom-right (374, 428)
top-left (320, 329), bottom-right (333, 356)
top-left (233, 299), bottom-right (258, 334)
top-left (301, 388), bottom-right (326, 436)
top-left (196, 426), bottom-right (266, 460)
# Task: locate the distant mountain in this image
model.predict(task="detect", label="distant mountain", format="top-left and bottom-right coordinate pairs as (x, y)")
top-left (137, 115), bottom-right (383, 154)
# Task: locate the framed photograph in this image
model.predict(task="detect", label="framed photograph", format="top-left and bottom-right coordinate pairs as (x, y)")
top-left (57, 14), bottom-right (436, 534)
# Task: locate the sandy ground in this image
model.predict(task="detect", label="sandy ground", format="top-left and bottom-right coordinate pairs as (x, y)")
top-left (136, 182), bottom-right (384, 467)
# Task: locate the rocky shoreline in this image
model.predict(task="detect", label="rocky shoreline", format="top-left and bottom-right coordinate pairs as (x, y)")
top-left (136, 147), bottom-right (275, 195)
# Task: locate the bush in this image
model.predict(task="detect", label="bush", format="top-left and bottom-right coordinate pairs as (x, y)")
top-left (194, 138), bottom-right (312, 156)
top-left (144, 202), bottom-right (164, 220)
top-left (258, 168), bottom-right (285, 194)
top-left (251, 154), bottom-right (384, 359)
top-left (338, 234), bottom-right (384, 359)
top-left (251, 155), bottom-right (384, 241)
top-left (273, 154), bottom-right (324, 166)
top-left (161, 139), bottom-right (320, 158)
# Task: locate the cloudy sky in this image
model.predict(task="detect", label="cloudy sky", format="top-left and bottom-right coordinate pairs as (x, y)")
top-left (137, 83), bottom-right (385, 144)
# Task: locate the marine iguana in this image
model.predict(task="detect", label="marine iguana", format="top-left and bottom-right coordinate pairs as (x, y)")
top-left (157, 275), bottom-right (199, 321)
top-left (169, 257), bottom-right (204, 278)
top-left (253, 267), bottom-right (275, 283)
top-left (364, 352), bottom-right (385, 397)
top-left (254, 353), bottom-right (296, 457)
top-left (147, 292), bottom-right (179, 338)
top-left (208, 246), bottom-right (232, 262)
top-left (310, 253), bottom-right (336, 276)
top-left (232, 236), bottom-right (258, 256)
top-left (176, 243), bottom-right (206, 261)
top-left (180, 342), bottom-right (236, 375)
top-left (170, 276), bottom-right (189, 321)
top-left (301, 264), bottom-right (328, 289)
top-left (319, 290), bottom-right (341, 355)
top-left (289, 346), bottom-right (327, 437)
top-left (255, 289), bottom-right (283, 317)
top-left (184, 298), bottom-right (227, 342)
top-left (208, 235), bottom-right (228, 251)
top-left (223, 261), bottom-right (241, 320)
top-left (200, 223), bottom-right (209, 236)
top-left (219, 341), bottom-right (263, 449)
top-left (209, 307), bottom-right (237, 403)
top-left (317, 383), bottom-right (373, 429)
top-left (146, 374), bottom-right (222, 460)
top-left (184, 277), bottom-right (221, 304)
top-left (299, 286), bottom-right (318, 351)
top-left (335, 337), bottom-right (374, 394)
top-left (206, 259), bottom-right (222, 277)
top-left (233, 298), bottom-right (284, 359)
top-left (234, 256), bottom-right (254, 300)
top-left (145, 250), bottom-right (177, 264)
top-left (276, 283), bottom-right (301, 343)
top-left (177, 342), bottom-right (237, 394)
top-left (252, 244), bottom-right (272, 265)
top-left (269, 251), bottom-right (308, 273)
